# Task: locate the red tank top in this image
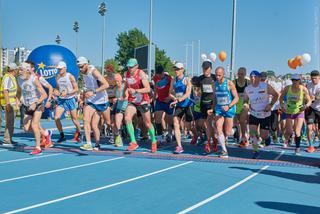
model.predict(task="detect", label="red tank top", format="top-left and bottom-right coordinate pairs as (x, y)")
top-left (125, 69), bottom-right (150, 105)
top-left (153, 74), bottom-right (172, 102)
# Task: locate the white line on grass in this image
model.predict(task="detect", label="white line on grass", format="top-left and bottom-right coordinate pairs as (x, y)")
top-left (4, 161), bottom-right (193, 214)
top-left (0, 153), bottom-right (62, 164)
top-left (0, 157), bottom-right (124, 184)
top-left (177, 151), bottom-right (285, 214)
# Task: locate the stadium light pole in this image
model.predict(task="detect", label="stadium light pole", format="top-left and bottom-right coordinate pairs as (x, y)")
top-left (98, 2), bottom-right (107, 75)
top-left (73, 21), bottom-right (79, 56)
top-left (230, 0), bottom-right (237, 78)
top-left (55, 35), bottom-right (61, 44)
top-left (148, 0), bottom-right (153, 82)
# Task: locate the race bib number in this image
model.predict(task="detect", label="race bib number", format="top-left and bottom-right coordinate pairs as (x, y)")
top-left (133, 92), bottom-right (143, 103)
top-left (202, 84), bottom-right (213, 93)
top-left (107, 88), bottom-right (116, 97)
top-left (217, 96), bottom-right (229, 105)
top-left (315, 91), bottom-right (320, 100)
top-left (176, 92), bottom-right (183, 99)
top-left (127, 77), bottom-right (136, 85)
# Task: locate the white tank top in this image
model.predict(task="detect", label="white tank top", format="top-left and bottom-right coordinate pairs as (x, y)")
top-left (307, 81), bottom-right (320, 111)
top-left (57, 73), bottom-right (75, 99)
top-left (18, 75), bottom-right (41, 107)
top-left (83, 65), bottom-right (108, 104)
top-left (245, 82), bottom-right (271, 118)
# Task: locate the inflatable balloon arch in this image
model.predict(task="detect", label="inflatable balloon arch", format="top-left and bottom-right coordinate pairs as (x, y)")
top-left (27, 45), bottom-right (79, 119)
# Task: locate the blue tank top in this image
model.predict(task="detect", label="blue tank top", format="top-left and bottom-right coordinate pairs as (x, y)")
top-left (215, 79), bottom-right (233, 111)
top-left (174, 75), bottom-right (192, 107)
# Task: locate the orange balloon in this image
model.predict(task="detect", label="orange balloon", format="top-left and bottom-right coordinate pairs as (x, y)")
top-left (294, 56), bottom-right (302, 67)
top-left (218, 51), bottom-right (227, 62)
top-left (288, 58), bottom-right (297, 69)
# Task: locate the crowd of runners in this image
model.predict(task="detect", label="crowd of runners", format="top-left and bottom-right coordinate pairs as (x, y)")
top-left (1, 57), bottom-right (320, 158)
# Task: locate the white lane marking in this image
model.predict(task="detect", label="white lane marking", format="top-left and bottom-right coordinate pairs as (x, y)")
top-left (0, 153), bottom-right (62, 164)
top-left (0, 149), bottom-right (8, 152)
top-left (0, 157), bottom-right (124, 184)
top-left (4, 161), bottom-right (193, 214)
top-left (177, 151), bottom-right (285, 214)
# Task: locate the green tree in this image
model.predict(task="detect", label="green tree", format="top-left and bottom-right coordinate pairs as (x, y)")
top-left (115, 28), bottom-right (174, 77)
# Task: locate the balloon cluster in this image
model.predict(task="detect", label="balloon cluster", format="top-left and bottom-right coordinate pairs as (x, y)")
top-left (288, 53), bottom-right (311, 69)
top-left (201, 51), bottom-right (227, 63)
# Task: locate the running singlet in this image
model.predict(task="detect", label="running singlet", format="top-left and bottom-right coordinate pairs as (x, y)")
top-left (286, 85), bottom-right (304, 114)
top-left (215, 79), bottom-right (234, 112)
top-left (174, 75), bottom-right (192, 107)
top-left (153, 74), bottom-right (172, 102)
top-left (18, 75), bottom-right (40, 107)
top-left (245, 82), bottom-right (271, 119)
top-left (125, 69), bottom-right (150, 105)
top-left (235, 79), bottom-right (248, 114)
top-left (198, 74), bottom-right (216, 103)
top-left (57, 73), bottom-right (75, 99)
top-left (83, 66), bottom-right (108, 104)
top-left (307, 81), bottom-right (320, 111)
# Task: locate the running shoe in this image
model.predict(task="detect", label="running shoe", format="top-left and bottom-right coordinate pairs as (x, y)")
top-left (151, 143), bottom-right (157, 153)
top-left (306, 146), bottom-right (316, 153)
top-left (174, 146), bottom-right (184, 154)
top-left (239, 140), bottom-right (249, 148)
top-left (204, 141), bottom-right (211, 154)
top-left (190, 135), bottom-right (198, 145)
top-left (114, 135), bottom-right (123, 147)
top-left (252, 151), bottom-right (260, 159)
top-left (71, 131), bottom-right (81, 143)
top-left (57, 134), bottom-right (66, 143)
top-left (40, 134), bottom-right (46, 147)
top-left (265, 136), bottom-right (271, 146)
top-left (44, 141), bottom-right (53, 148)
top-left (30, 148), bottom-right (42, 155)
top-left (127, 142), bottom-right (139, 151)
top-left (219, 151), bottom-right (229, 158)
top-left (93, 144), bottom-right (101, 151)
top-left (80, 143), bottom-right (93, 151)
top-left (295, 148), bottom-right (301, 156)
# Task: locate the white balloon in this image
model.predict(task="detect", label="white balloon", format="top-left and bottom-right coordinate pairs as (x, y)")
top-left (301, 53), bottom-right (311, 65)
top-left (209, 52), bottom-right (217, 62)
top-left (201, 54), bottom-right (207, 61)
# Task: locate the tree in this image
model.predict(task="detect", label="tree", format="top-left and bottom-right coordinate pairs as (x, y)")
top-left (115, 28), bottom-right (174, 77)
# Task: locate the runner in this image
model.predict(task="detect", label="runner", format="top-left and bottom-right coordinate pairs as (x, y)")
top-left (306, 70), bottom-right (320, 152)
top-left (153, 65), bottom-right (173, 144)
top-left (244, 70), bottom-right (279, 159)
top-left (18, 62), bottom-right (48, 155)
top-left (208, 66), bottom-right (239, 158)
top-left (76, 57), bottom-right (110, 151)
top-left (54, 61), bottom-right (82, 143)
top-left (124, 58), bottom-right (157, 153)
top-left (169, 62), bottom-right (194, 154)
top-left (27, 60), bottom-right (54, 148)
top-left (233, 67), bottom-right (250, 148)
top-left (197, 61), bottom-right (218, 153)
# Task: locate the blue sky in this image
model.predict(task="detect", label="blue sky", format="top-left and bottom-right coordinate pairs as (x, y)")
top-left (1, 0), bottom-right (319, 75)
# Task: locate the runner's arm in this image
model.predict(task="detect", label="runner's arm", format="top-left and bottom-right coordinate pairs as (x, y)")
top-left (303, 86), bottom-right (312, 108)
top-left (177, 77), bottom-right (192, 102)
top-left (267, 83), bottom-right (279, 108)
top-left (228, 80), bottom-right (239, 108)
top-left (34, 79), bottom-right (47, 104)
top-left (279, 86), bottom-right (289, 109)
top-left (92, 69), bottom-right (109, 92)
top-left (135, 71), bottom-right (150, 94)
top-left (69, 74), bottom-right (79, 95)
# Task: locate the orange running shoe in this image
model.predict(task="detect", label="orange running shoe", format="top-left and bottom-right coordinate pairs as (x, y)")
top-left (204, 141), bottom-right (211, 154)
top-left (306, 146), bottom-right (316, 153)
top-left (40, 135), bottom-right (46, 148)
top-left (151, 143), bottom-right (157, 153)
top-left (127, 142), bottom-right (139, 151)
top-left (71, 131), bottom-right (81, 142)
top-left (30, 148), bottom-right (42, 155)
top-left (239, 140), bottom-right (249, 148)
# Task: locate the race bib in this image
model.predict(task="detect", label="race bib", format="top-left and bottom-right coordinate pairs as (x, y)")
top-left (202, 84), bottom-right (213, 93)
top-left (315, 91), bottom-right (320, 100)
top-left (127, 77), bottom-right (136, 85)
top-left (217, 96), bottom-right (229, 105)
top-left (107, 87), bottom-right (116, 97)
top-left (176, 92), bottom-right (183, 98)
top-left (133, 92), bottom-right (143, 103)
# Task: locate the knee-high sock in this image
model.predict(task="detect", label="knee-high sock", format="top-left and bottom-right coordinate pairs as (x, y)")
top-left (126, 122), bottom-right (136, 143)
top-left (148, 125), bottom-right (157, 144)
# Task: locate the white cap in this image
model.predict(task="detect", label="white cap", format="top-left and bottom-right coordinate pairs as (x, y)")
top-left (20, 62), bottom-right (31, 71)
top-left (291, 74), bottom-right (301, 80)
top-left (77, 56), bottom-right (88, 66)
top-left (57, 61), bottom-right (67, 69)
top-left (173, 62), bottom-right (184, 69)
top-left (8, 63), bottom-right (18, 70)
